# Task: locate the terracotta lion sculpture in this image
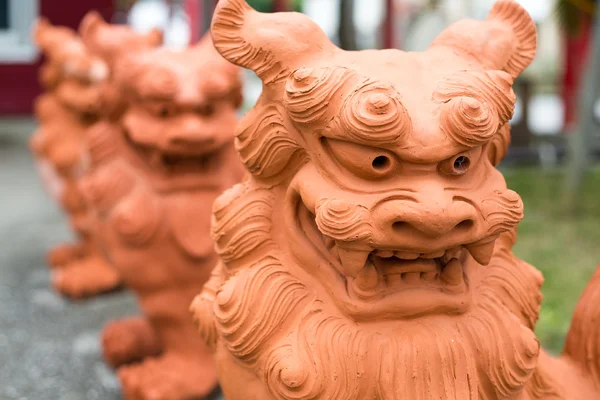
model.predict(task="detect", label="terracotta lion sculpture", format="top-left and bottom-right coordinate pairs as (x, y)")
top-left (191, 0), bottom-right (600, 399)
top-left (31, 18), bottom-right (117, 298)
top-left (40, 12), bottom-right (164, 299)
top-left (80, 32), bottom-right (245, 399)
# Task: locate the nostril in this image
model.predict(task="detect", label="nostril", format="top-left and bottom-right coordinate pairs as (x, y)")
top-left (392, 221), bottom-right (410, 233)
top-left (454, 219), bottom-right (474, 231)
top-left (372, 155), bottom-right (390, 170)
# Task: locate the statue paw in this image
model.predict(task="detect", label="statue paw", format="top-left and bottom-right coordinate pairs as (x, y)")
top-left (118, 354), bottom-right (218, 400)
top-left (46, 242), bottom-right (86, 268)
top-left (102, 317), bottom-right (162, 368)
top-left (52, 255), bottom-right (121, 298)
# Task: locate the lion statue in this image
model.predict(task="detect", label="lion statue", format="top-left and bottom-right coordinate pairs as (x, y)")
top-left (191, 0), bottom-right (600, 399)
top-left (80, 30), bottom-right (245, 399)
top-left (30, 17), bottom-right (117, 298)
top-left (40, 12), bottom-right (165, 299)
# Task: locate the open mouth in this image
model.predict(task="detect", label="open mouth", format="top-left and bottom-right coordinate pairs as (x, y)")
top-left (326, 242), bottom-right (470, 299)
top-left (124, 133), bottom-right (221, 176)
top-left (332, 246), bottom-right (465, 297)
top-left (292, 196), bottom-right (496, 318)
top-left (81, 111), bottom-right (98, 124)
top-left (146, 151), bottom-right (220, 174)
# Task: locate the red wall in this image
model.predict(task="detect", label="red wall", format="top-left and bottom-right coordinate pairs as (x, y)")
top-left (0, 0), bottom-right (114, 115)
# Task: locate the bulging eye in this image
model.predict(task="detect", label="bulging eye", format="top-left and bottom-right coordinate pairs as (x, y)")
top-left (324, 138), bottom-right (397, 180)
top-left (439, 149), bottom-right (481, 176)
top-left (196, 103), bottom-right (215, 117)
top-left (145, 101), bottom-right (177, 118)
top-left (453, 155), bottom-right (470, 172)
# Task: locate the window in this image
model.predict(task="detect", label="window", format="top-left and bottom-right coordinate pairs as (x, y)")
top-left (0, 0), bottom-right (39, 63)
top-left (0, 0), bottom-right (9, 30)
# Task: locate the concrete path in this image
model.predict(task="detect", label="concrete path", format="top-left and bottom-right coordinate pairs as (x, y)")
top-left (0, 122), bottom-right (222, 400)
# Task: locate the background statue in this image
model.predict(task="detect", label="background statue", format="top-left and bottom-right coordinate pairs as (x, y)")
top-left (80, 27), bottom-right (245, 399)
top-left (30, 18), bottom-right (116, 299)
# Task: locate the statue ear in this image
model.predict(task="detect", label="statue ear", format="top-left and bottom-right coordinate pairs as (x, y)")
top-left (211, 0), bottom-right (338, 85)
top-left (430, 0), bottom-right (537, 79)
top-left (192, 33), bottom-right (243, 106)
top-left (79, 11), bottom-right (105, 47)
top-left (32, 17), bottom-right (53, 49)
top-left (145, 28), bottom-right (163, 47)
top-left (485, 1), bottom-right (537, 78)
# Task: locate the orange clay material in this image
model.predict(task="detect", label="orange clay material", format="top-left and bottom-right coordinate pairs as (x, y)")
top-left (191, 1), bottom-right (600, 399)
top-left (80, 32), bottom-right (245, 399)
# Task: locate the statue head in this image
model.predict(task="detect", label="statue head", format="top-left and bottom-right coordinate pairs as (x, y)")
top-left (33, 17), bottom-right (107, 117)
top-left (78, 11), bottom-right (163, 68)
top-left (193, 1), bottom-right (547, 399)
top-left (75, 11), bottom-right (164, 123)
top-left (111, 34), bottom-right (243, 193)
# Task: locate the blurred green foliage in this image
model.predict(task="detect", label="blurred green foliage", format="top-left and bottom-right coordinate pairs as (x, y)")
top-left (504, 166), bottom-right (600, 354)
top-left (248, 0), bottom-right (303, 12)
top-left (555, 0), bottom-right (596, 37)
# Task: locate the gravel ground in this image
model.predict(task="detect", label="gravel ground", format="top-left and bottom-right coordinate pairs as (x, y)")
top-left (0, 123), bottom-right (222, 400)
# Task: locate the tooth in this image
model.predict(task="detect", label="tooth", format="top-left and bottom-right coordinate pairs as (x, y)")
top-left (394, 251), bottom-right (419, 260)
top-left (386, 274), bottom-right (403, 285)
top-left (376, 250), bottom-right (395, 258)
top-left (448, 247), bottom-right (462, 258)
top-left (403, 272), bottom-right (420, 284)
top-left (421, 271), bottom-right (437, 281)
top-left (441, 258), bottom-right (463, 286)
top-left (336, 245), bottom-right (370, 278)
top-left (422, 250), bottom-right (445, 259)
top-left (441, 247), bottom-right (462, 264)
top-left (465, 241), bottom-right (496, 265)
top-left (353, 262), bottom-right (379, 291)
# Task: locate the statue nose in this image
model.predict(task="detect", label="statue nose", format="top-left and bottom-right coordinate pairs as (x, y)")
top-left (167, 117), bottom-right (216, 148)
top-left (384, 199), bottom-right (477, 239)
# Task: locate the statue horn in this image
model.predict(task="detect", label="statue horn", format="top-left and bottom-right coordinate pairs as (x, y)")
top-left (78, 10), bottom-right (105, 41)
top-left (211, 0), bottom-right (337, 84)
top-left (32, 17), bottom-right (51, 47)
top-left (429, 0), bottom-right (536, 79)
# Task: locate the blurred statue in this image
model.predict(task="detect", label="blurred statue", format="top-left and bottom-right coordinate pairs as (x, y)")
top-left (80, 25), bottom-right (245, 399)
top-left (191, 0), bottom-right (600, 399)
top-left (30, 18), bottom-right (120, 299)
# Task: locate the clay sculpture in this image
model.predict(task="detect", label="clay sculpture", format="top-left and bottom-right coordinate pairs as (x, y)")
top-left (31, 20), bottom-right (100, 203)
top-left (80, 32), bottom-right (245, 399)
top-left (191, 0), bottom-right (600, 399)
top-left (30, 18), bottom-right (121, 299)
top-left (42, 13), bottom-right (164, 300)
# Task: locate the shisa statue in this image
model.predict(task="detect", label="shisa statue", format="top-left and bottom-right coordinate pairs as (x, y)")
top-left (78, 11), bottom-right (163, 124)
top-left (191, 0), bottom-right (600, 399)
top-left (30, 18), bottom-right (120, 299)
top-left (80, 30), bottom-right (245, 399)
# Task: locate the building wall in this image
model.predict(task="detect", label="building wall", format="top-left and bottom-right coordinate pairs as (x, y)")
top-left (0, 0), bottom-right (114, 115)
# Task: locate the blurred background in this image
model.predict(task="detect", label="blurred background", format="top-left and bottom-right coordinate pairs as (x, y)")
top-left (0, 0), bottom-right (599, 399)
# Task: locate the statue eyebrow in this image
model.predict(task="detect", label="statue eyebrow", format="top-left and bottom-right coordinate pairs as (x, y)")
top-left (136, 67), bottom-right (178, 101)
top-left (433, 71), bottom-right (515, 148)
top-left (323, 83), bottom-right (412, 148)
top-left (284, 67), bottom-right (412, 147)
